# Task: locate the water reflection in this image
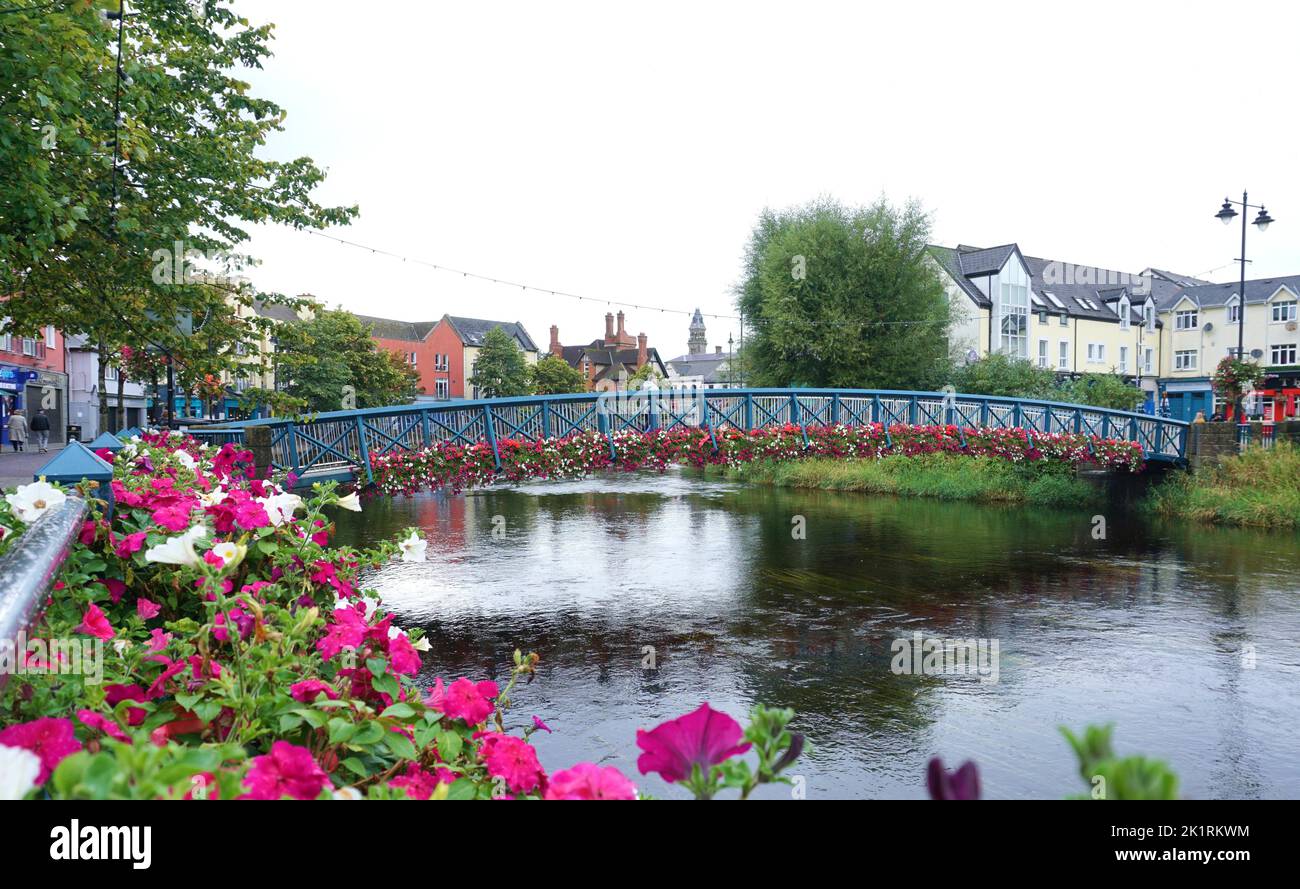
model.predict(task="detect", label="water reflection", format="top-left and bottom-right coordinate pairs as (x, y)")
top-left (335, 469), bottom-right (1300, 799)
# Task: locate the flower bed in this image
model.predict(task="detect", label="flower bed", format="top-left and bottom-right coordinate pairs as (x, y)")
top-left (0, 432), bottom-right (802, 800)
top-left (371, 423), bottom-right (1146, 496)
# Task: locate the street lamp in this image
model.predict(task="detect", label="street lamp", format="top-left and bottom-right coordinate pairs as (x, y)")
top-left (1215, 191), bottom-right (1275, 444)
top-left (727, 333), bottom-right (734, 389)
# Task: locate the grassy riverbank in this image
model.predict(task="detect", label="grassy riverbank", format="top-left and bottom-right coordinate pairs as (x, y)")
top-left (1143, 442), bottom-right (1300, 528)
top-left (714, 453), bottom-right (1104, 508)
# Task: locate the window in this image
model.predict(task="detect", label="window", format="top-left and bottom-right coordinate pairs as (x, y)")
top-left (1174, 349), bottom-right (1197, 371)
top-left (1038, 339), bottom-right (1049, 369)
top-left (1059, 313), bottom-right (1069, 327)
top-left (1227, 299), bottom-right (1241, 324)
top-left (1271, 344), bottom-right (1297, 365)
top-left (1119, 298), bottom-right (1131, 330)
top-left (1087, 343), bottom-right (1105, 363)
top-left (1044, 291), bottom-right (1065, 309)
top-left (998, 265), bottom-right (1030, 358)
top-left (1119, 346), bottom-right (1129, 373)
top-left (1143, 302), bottom-right (1156, 332)
top-left (435, 379), bottom-right (449, 399)
top-left (410, 351), bottom-right (417, 366)
top-left (1058, 340), bottom-right (1069, 370)
top-left (1175, 309), bottom-right (1198, 330)
top-left (1143, 347), bottom-right (1154, 374)
top-left (106, 365), bottom-right (119, 381)
top-left (1271, 300), bottom-right (1297, 323)
top-left (22, 337), bottom-right (37, 357)
top-left (1037, 311), bottom-right (1048, 325)
top-left (45, 325), bottom-right (56, 348)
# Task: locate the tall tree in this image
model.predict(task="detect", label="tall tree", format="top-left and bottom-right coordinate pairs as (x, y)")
top-left (274, 309), bottom-right (418, 412)
top-left (469, 327), bottom-right (530, 398)
top-left (528, 354), bottom-right (586, 394)
top-left (736, 197), bottom-right (952, 389)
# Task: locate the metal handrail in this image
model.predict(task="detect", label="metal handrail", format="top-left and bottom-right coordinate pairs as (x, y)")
top-left (0, 496), bottom-right (90, 691)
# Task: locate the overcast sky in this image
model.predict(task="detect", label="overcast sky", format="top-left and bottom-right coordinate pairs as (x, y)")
top-left (232, 0), bottom-right (1299, 359)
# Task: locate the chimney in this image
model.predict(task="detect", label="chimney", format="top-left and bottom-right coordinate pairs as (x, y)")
top-left (715, 345), bottom-right (722, 354)
top-left (637, 332), bottom-right (648, 368)
top-left (604, 312), bottom-right (615, 343)
top-left (616, 311), bottom-right (628, 344)
top-left (549, 325), bottom-right (562, 357)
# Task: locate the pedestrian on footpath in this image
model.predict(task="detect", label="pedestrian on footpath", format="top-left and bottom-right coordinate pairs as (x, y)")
top-left (30, 410), bottom-right (51, 453)
top-left (7, 409), bottom-right (27, 452)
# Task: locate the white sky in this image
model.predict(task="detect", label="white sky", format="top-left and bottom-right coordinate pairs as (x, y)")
top-left (232, 0), bottom-right (1299, 359)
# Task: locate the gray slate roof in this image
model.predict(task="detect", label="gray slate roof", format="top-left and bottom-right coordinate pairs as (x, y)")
top-left (667, 351), bottom-right (737, 385)
top-left (1162, 275), bottom-right (1300, 310)
top-left (354, 314), bottom-right (436, 342)
top-left (443, 316), bottom-right (538, 352)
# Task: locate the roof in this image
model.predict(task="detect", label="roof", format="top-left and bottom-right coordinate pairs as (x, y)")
top-left (1144, 268), bottom-right (1216, 288)
top-left (1163, 275), bottom-right (1300, 310)
top-left (667, 351), bottom-right (737, 384)
top-left (443, 316), bottom-right (538, 352)
top-left (354, 314), bottom-right (436, 342)
top-left (563, 343), bottom-right (667, 379)
top-left (252, 298), bottom-right (302, 325)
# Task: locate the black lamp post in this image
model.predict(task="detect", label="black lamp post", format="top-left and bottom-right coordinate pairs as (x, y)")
top-left (1214, 192), bottom-right (1275, 443)
top-left (727, 333), bottom-right (734, 389)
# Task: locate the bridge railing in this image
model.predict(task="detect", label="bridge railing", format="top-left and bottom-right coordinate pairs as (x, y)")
top-left (0, 496), bottom-right (90, 691)
top-left (187, 388), bottom-right (1189, 484)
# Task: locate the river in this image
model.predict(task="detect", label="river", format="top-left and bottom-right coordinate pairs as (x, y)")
top-left (333, 470), bottom-right (1300, 799)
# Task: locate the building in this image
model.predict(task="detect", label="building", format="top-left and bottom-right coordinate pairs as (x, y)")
top-left (66, 335), bottom-right (149, 440)
top-left (1154, 274), bottom-right (1300, 421)
top-left (929, 243), bottom-right (1197, 408)
top-left (665, 308), bottom-right (741, 389)
top-left (358, 313), bottom-right (539, 399)
top-left (550, 311), bottom-right (667, 391)
top-left (0, 317), bottom-right (69, 448)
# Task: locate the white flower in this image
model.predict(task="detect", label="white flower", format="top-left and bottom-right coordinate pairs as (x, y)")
top-left (398, 530), bottom-right (427, 562)
top-left (5, 479), bottom-right (67, 524)
top-left (332, 787), bottom-right (364, 800)
top-left (174, 449), bottom-right (197, 470)
top-left (113, 639), bottom-right (130, 657)
top-left (210, 540), bottom-right (246, 571)
top-left (259, 492), bottom-right (303, 527)
top-left (0, 745), bottom-right (42, 799)
top-left (199, 487), bottom-right (228, 508)
top-left (145, 524), bottom-right (208, 567)
top-left (336, 492), bottom-right (362, 512)
top-left (411, 636), bottom-right (431, 652)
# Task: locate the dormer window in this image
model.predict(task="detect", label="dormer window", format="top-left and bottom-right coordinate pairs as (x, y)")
top-left (1118, 296), bottom-right (1131, 330)
top-left (1227, 297), bottom-right (1241, 324)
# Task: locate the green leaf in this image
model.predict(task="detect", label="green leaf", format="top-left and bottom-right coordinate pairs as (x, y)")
top-left (384, 732), bottom-right (417, 761)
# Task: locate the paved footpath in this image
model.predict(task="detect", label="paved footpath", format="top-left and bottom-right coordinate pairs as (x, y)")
top-left (0, 445), bottom-right (66, 491)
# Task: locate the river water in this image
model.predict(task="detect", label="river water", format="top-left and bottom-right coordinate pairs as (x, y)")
top-left (333, 470), bottom-right (1300, 799)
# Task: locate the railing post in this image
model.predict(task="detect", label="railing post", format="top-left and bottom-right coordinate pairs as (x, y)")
top-left (1101, 414), bottom-right (1111, 440)
top-left (744, 393), bottom-right (754, 431)
top-left (908, 396), bottom-right (918, 425)
top-left (421, 411), bottom-right (432, 450)
top-left (482, 404), bottom-right (502, 469)
top-left (831, 393), bottom-right (841, 425)
top-left (1073, 408), bottom-right (1082, 434)
top-left (979, 399), bottom-right (989, 427)
top-left (541, 399), bottom-right (551, 440)
top-left (354, 416), bottom-right (373, 485)
top-left (286, 422), bottom-right (301, 477)
top-left (872, 394), bottom-right (881, 425)
top-left (1012, 402), bottom-right (1022, 429)
top-left (1129, 415), bottom-right (1139, 450)
top-left (647, 388), bottom-right (660, 432)
top-left (789, 393), bottom-right (808, 447)
top-left (597, 408), bottom-right (616, 460)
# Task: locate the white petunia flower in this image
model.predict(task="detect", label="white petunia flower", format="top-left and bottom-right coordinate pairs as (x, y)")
top-left (259, 492), bottom-right (303, 527)
top-left (210, 540), bottom-right (246, 571)
top-left (0, 745), bottom-right (42, 799)
top-left (335, 492), bottom-right (362, 512)
top-left (199, 487), bottom-right (228, 508)
top-left (411, 637), bottom-right (431, 652)
top-left (6, 479), bottom-right (68, 525)
top-left (144, 524), bottom-right (208, 567)
top-left (174, 449), bottom-right (197, 470)
top-left (398, 531), bottom-right (427, 562)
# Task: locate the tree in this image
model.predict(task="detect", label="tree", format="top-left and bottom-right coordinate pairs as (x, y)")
top-left (948, 354), bottom-right (1057, 400)
top-left (469, 327), bottom-right (530, 398)
top-left (1058, 373), bottom-right (1144, 412)
top-left (736, 197), bottom-right (952, 390)
top-left (529, 354), bottom-right (587, 394)
top-left (275, 310), bottom-right (419, 412)
top-left (627, 361), bottom-right (666, 389)
top-left (1, 2), bottom-right (354, 394)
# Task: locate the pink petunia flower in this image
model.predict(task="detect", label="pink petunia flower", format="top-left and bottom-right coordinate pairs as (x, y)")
top-left (388, 761), bottom-right (454, 799)
top-left (76, 603), bottom-right (115, 641)
top-left (431, 677), bottom-right (498, 725)
top-left (635, 703), bottom-right (752, 784)
top-left (476, 732), bottom-right (547, 795)
top-left (0, 717), bottom-right (83, 783)
top-left (241, 741), bottom-right (331, 800)
top-left (289, 679), bottom-right (338, 703)
top-left (77, 710), bottom-right (131, 744)
top-left (137, 598), bottom-right (161, 620)
top-left (544, 762), bottom-right (638, 800)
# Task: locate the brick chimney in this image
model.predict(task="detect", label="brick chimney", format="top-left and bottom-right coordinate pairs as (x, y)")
top-left (616, 311), bottom-right (628, 346)
top-left (637, 332), bottom-right (648, 368)
top-left (549, 325), bottom-right (562, 357)
top-left (604, 312), bottom-right (615, 344)
top-left (715, 345), bottom-right (722, 354)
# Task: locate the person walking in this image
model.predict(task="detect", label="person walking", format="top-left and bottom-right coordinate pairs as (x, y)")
top-left (30, 409), bottom-right (51, 453)
top-left (7, 409), bottom-right (27, 452)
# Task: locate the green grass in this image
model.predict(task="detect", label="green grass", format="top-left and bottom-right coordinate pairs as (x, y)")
top-left (718, 454), bottom-right (1103, 509)
top-left (1144, 442), bottom-right (1300, 528)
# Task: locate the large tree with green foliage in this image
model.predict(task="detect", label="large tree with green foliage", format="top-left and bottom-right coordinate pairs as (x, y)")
top-left (949, 354), bottom-right (1144, 411)
top-left (469, 327), bottom-right (530, 398)
top-left (528, 353), bottom-right (586, 394)
top-left (275, 310), bottom-right (418, 412)
top-left (736, 197), bottom-right (952, 389)
top-left (1, 1), bottom-right (354, 419)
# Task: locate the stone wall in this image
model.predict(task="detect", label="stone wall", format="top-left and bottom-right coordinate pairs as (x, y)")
top-left (1186, 420), bottom-right (1300, 471)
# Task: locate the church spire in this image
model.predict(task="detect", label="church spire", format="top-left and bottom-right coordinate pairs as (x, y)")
top-left (687, 308), bottom-right (707, 355)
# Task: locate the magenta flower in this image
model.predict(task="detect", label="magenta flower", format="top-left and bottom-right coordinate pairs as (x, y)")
top-left (477, 732), bottom-right (547, 795)
top-left (544, 762), bottom-right (637, 800)
top-left (531, 715), bottom-right (552, 734)
top-left (0, 717), bottom-right (83, 783)
top-left (389, 762), bottom-right (454, 799)
top-left (242, 741), bottom-right (331, 800)
top-left (76, 710), bottom-right (131, 744)
top-left (635, 703), bottom-right (751, 784)
top-left (430, 677), bottom-right (498, 725)
top-left (136, 598), bottom-right (161, 620)
top-left (76, 603), bottom-right (115, 641)
top-left (926, 757), bottom-right (981, 800)
top-left (289, 679), bottom-right (338, 703)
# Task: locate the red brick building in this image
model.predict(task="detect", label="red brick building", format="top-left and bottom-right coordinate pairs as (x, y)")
top-left (357, 313), bottom-right (538, 399)
top-left (1, 314), bottom-right (70, 446)
top-left (551, 311), bottom-right (667, 391)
